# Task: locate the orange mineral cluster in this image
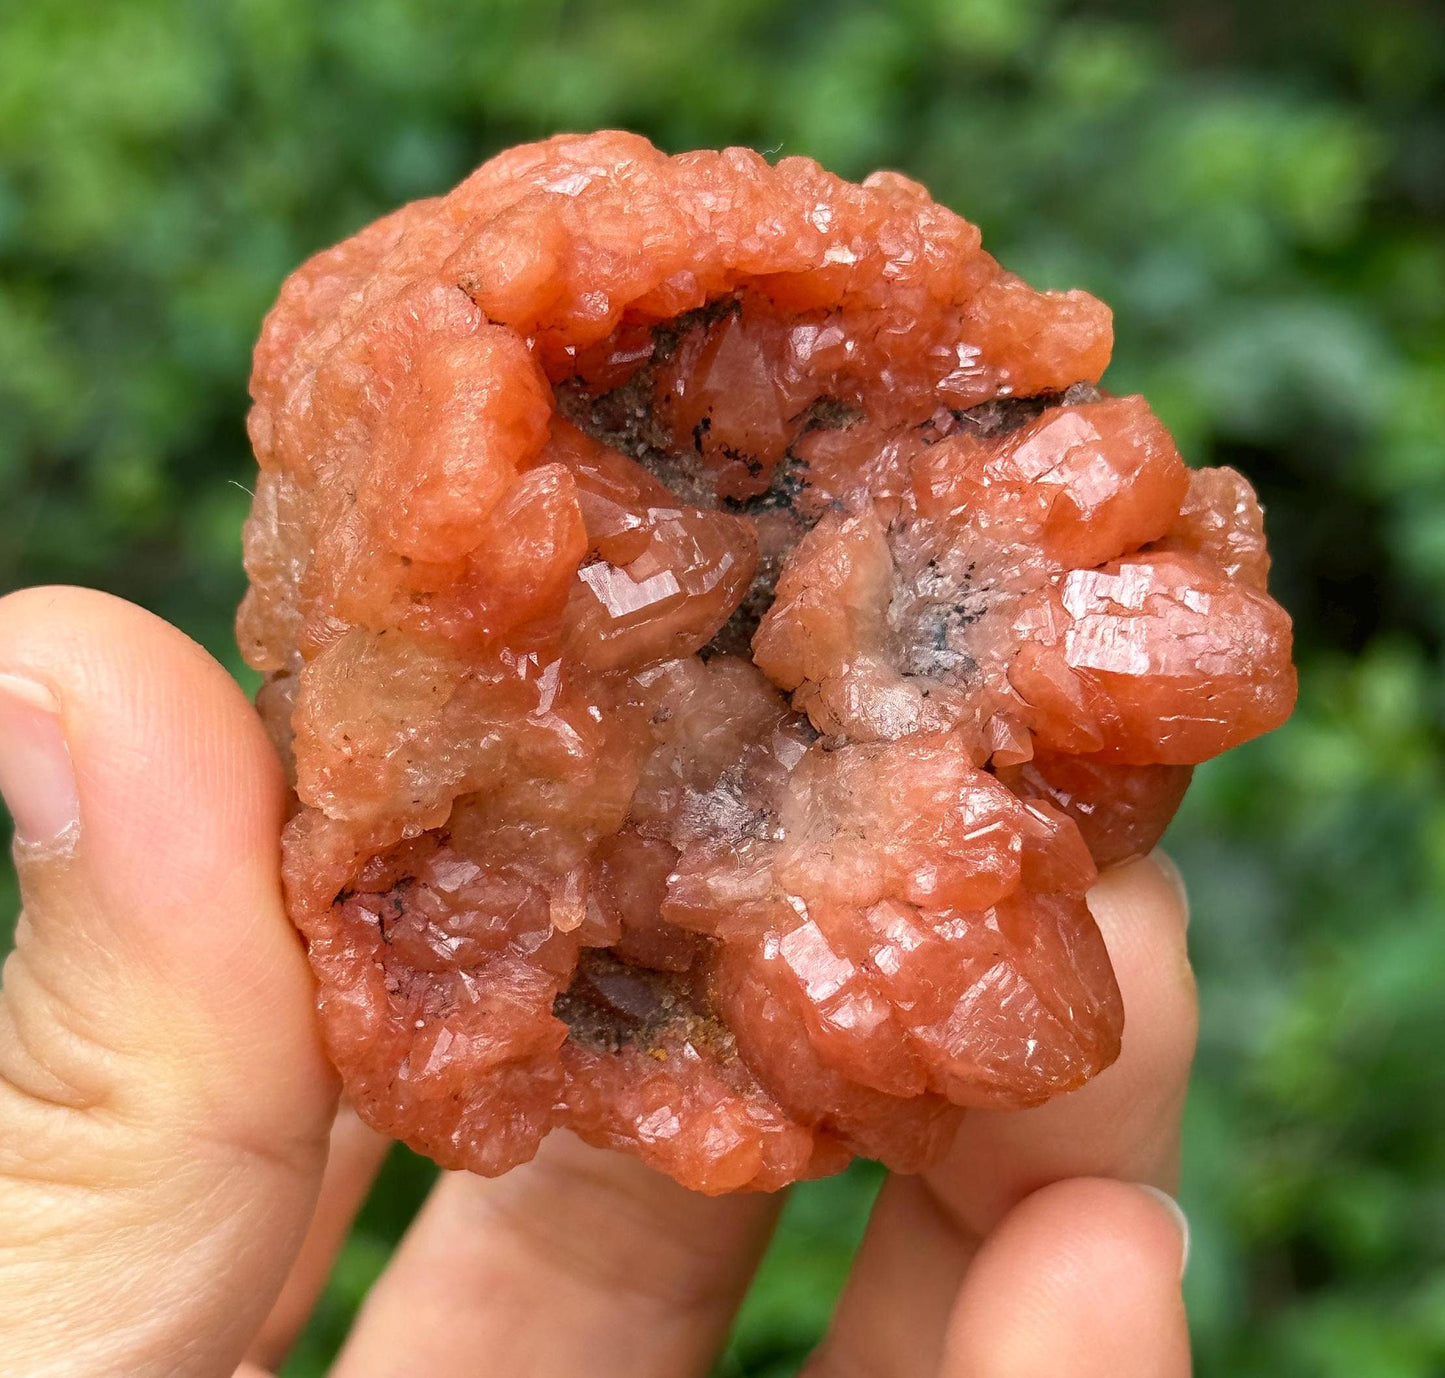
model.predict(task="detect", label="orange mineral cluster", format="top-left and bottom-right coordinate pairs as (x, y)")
top-left (239, 132), bottom-right (1297, 1193)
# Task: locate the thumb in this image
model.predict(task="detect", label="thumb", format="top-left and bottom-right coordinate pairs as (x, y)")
top-left (0, 587), bottom-right (337, 1378)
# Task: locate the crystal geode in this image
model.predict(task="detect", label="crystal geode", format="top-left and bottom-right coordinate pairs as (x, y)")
top-left (239, 132), bottom-right (1296, 1193)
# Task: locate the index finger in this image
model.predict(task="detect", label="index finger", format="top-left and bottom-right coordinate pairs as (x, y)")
top-left (806, 853), bottom-right (1195, 1377)
top-left (928, 851), bottom-right (1196, 1233)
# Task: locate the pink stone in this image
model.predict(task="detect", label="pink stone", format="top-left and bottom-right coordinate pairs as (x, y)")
top-left (239, 132), bottom-right (1296, 1192)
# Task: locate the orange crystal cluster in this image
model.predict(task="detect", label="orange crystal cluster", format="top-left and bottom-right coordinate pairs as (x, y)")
top-left (239, 132), bottom-right (1297, 1193)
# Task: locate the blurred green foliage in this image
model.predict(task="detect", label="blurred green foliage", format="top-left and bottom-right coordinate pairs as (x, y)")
top-left (2, 0), bottom-right (1444, 1373)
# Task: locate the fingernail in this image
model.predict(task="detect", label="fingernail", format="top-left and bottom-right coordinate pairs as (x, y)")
top-left (1135, 1183), bottom-right (1190, 1280)
top-left (0, 673), bottom-right (80, 846)
top-left (1150, 848), bottom-right (1190, 929)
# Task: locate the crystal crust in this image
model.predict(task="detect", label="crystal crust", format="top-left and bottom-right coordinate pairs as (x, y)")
top-left (239, 132), bottom-right (1297, 1192)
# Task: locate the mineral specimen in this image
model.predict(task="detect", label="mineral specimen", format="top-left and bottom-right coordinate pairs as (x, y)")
top-left (239, 132), bottom-right (1296, 1193)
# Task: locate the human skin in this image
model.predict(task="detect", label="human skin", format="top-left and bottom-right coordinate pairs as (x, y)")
top-left (0, 585), bottom-right (1193, 1377)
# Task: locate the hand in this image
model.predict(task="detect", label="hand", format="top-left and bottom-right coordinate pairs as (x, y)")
top-left (0, 586), bottom-right (1195, 1378)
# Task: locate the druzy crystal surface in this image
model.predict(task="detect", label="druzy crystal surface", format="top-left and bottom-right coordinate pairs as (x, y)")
top-left (239, 132), bottom-right (1297, 1193)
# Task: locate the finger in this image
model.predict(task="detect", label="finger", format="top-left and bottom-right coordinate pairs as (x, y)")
top-left (245, 1104), bottom-right (391, 1371)
top-left (331, 1129), bottom-right (781, 1378)
top-left (931, 852), bottom-right (1196, 1230)
top-left (0, 587), bottom-right (336, 1378)
top-left (800, 1172), bottom-right (974, 1378)
top-left (941, 1177), bottom-right (1190, 1378)
top-left (807, 853), bottom-right (1194, 1377)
